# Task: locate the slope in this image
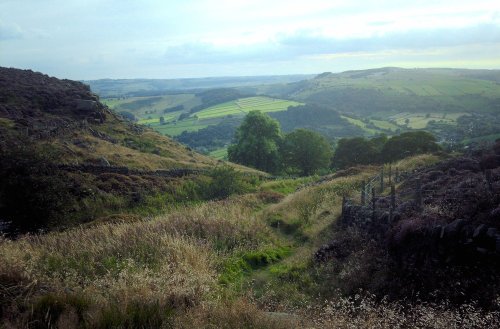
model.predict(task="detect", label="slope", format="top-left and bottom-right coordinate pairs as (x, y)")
top-left (274, 67), bottom-right (500, 115)
top-left (0, 67), bottom-right (260, 234)
top-left (261, 67), bottom-right (500, 144)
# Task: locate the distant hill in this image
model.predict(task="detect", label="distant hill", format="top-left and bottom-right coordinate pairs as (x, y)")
top-left (267, 67), bottom-right (500, 115)
top-left (87, 68), bottom-right (500, 156)
top-left (260, 67), bottom-right (500, 146)
top-left (85, 74), bottom-right (314, 98)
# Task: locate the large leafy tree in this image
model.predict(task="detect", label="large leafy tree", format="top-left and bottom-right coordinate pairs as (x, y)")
top-left (281, 129), bottom-right (333, 176)
top-left (381, 131), bottom-right (440, 162)
top-left (331, 137), bottom-right (379, 169)
top-left (228, 111), bottom-right (282, 173)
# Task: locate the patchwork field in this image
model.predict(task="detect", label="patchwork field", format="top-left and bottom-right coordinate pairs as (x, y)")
top-left (195, 96), bottom-right (301, 119)
top-left (340, 111), bottom-right (468, 136)
top-left (388, 112), bottom-right (467, 129)
top-left (139, 96), bottom-right (301, 136)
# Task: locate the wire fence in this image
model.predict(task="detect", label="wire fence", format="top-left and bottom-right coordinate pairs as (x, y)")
top-left (343, 165), bottom-right (497, 223)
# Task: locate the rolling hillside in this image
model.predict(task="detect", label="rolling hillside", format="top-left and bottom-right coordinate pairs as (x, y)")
top-left (0, 67), bottom-right (260, 234)
top-left (98, 68), bottom-right (500, 157)
top-left (85, 74), bottom-right (313, 98)
top-left (261, 67), bottom-right (500, 145)
top-left (272, 67), bottom-right (500, 115)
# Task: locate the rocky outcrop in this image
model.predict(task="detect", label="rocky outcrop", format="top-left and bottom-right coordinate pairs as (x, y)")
top-left (0, 67), bottom-right (108, 147)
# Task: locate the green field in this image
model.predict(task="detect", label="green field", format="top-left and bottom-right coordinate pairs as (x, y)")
top-left (153, 119), bottom-right (209, 136)
top-left (149, 96), bottom-right (301, 136)
top-left (103, 94), bottom-right (201, 118)
top-left (105, 95), bottom-right (301, 137)
top-left (341, 111), bottom-right (467, 135)
top-left (209, 148), bottom-right (228, 160)
top-left (195, 96), bottom-right (301, 119)
top-left (388, 112), bottom-right (466, 129)
top-left (341, 116), bottom-right (385, 135)
top-left (371, 119), bottom-right (399, 131)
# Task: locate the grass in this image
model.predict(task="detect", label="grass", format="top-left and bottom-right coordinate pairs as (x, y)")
top-left (387, 112), bottom-right (466, 129)
top-left (150, 96), bottom-right (302, 137)
top-left (107, 95), bottom-right (301, 138)
top-left (341, 115), bottom-right (381, 135)
top-left (103, 94), bottom-right (200, 116)
top-left (195, 97), bottom-right (301, 120)
top-left (0, 195), bottom-right (279, 327)
top-left (2, 153), bottom-right (496, 328)
top-left (260, 176), bottom-right (317, 195)
top-left (154, 118), bottom-right (210, 136)
top-left (209, 147), bottom-right (228, 160)
top-left (371, 119), bottom-right (399, 131)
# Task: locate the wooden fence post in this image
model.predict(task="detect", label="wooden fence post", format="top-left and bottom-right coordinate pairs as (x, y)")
top-left (361, 180), bottom-right (366, 205)
top-left (415, 178), bottom-right (422, 212)
top-left (389, 165), bottom-right (392, 185)
top-left (395, 168), bottom-right (400, 183)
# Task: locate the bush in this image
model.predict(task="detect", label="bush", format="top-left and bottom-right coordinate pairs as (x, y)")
top-left (202, 166), bottom-right (252, 200)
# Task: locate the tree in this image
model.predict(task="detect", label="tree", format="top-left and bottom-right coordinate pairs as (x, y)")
top-left (331, 137), bottom-right (379, 169)
top-left (381, 131), bottom-right (440, 162)
top-left (227, 111), bottom-right (281, 173)
top-left (280, 129), bottom-right (333, 176)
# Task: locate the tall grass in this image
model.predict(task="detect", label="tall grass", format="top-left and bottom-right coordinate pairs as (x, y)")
top-left (3, 153), bottom-right (491, 328)
top-left (0, 195), bottom-right (276, 327)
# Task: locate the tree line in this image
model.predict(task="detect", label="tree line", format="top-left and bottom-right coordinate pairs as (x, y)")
top-left (228, 111), bottom-right (440, 175)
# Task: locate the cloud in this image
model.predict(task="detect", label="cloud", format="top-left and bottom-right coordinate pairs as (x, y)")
top-left (0, 20), bottom-right (23, 40)
top-left (276, 24), bottom-right (500, 57)
top-left (158, 24), bottom-right (500, 66)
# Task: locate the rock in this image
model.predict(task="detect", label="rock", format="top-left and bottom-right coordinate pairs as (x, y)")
top-left (75, 99), bottom-right (98, 112)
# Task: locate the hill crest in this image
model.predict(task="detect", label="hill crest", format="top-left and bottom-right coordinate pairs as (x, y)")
top-left (0, 67), bottom-right (218, 170)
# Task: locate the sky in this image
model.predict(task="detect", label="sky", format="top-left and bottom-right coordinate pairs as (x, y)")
top-left (1, 0), bottom-right (500, 80)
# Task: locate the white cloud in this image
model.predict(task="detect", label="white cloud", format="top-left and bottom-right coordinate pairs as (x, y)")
top-left (0, 20), bottom-right (23, 40)
top-left (0, 0), bottom-right (499, 78)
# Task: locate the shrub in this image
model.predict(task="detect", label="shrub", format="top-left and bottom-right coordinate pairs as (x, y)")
top-left (202, 166), bottom-right (252, 200)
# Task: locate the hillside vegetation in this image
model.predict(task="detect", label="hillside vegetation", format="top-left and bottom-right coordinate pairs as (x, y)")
top-left (99, 68), bottom-right (500, 158)
top-left (0, 68), bottom-right (260, 234)
top-left (263, 67), bottom-right (500, 146)
top-left (2, 149), bottom-right (499, 328)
